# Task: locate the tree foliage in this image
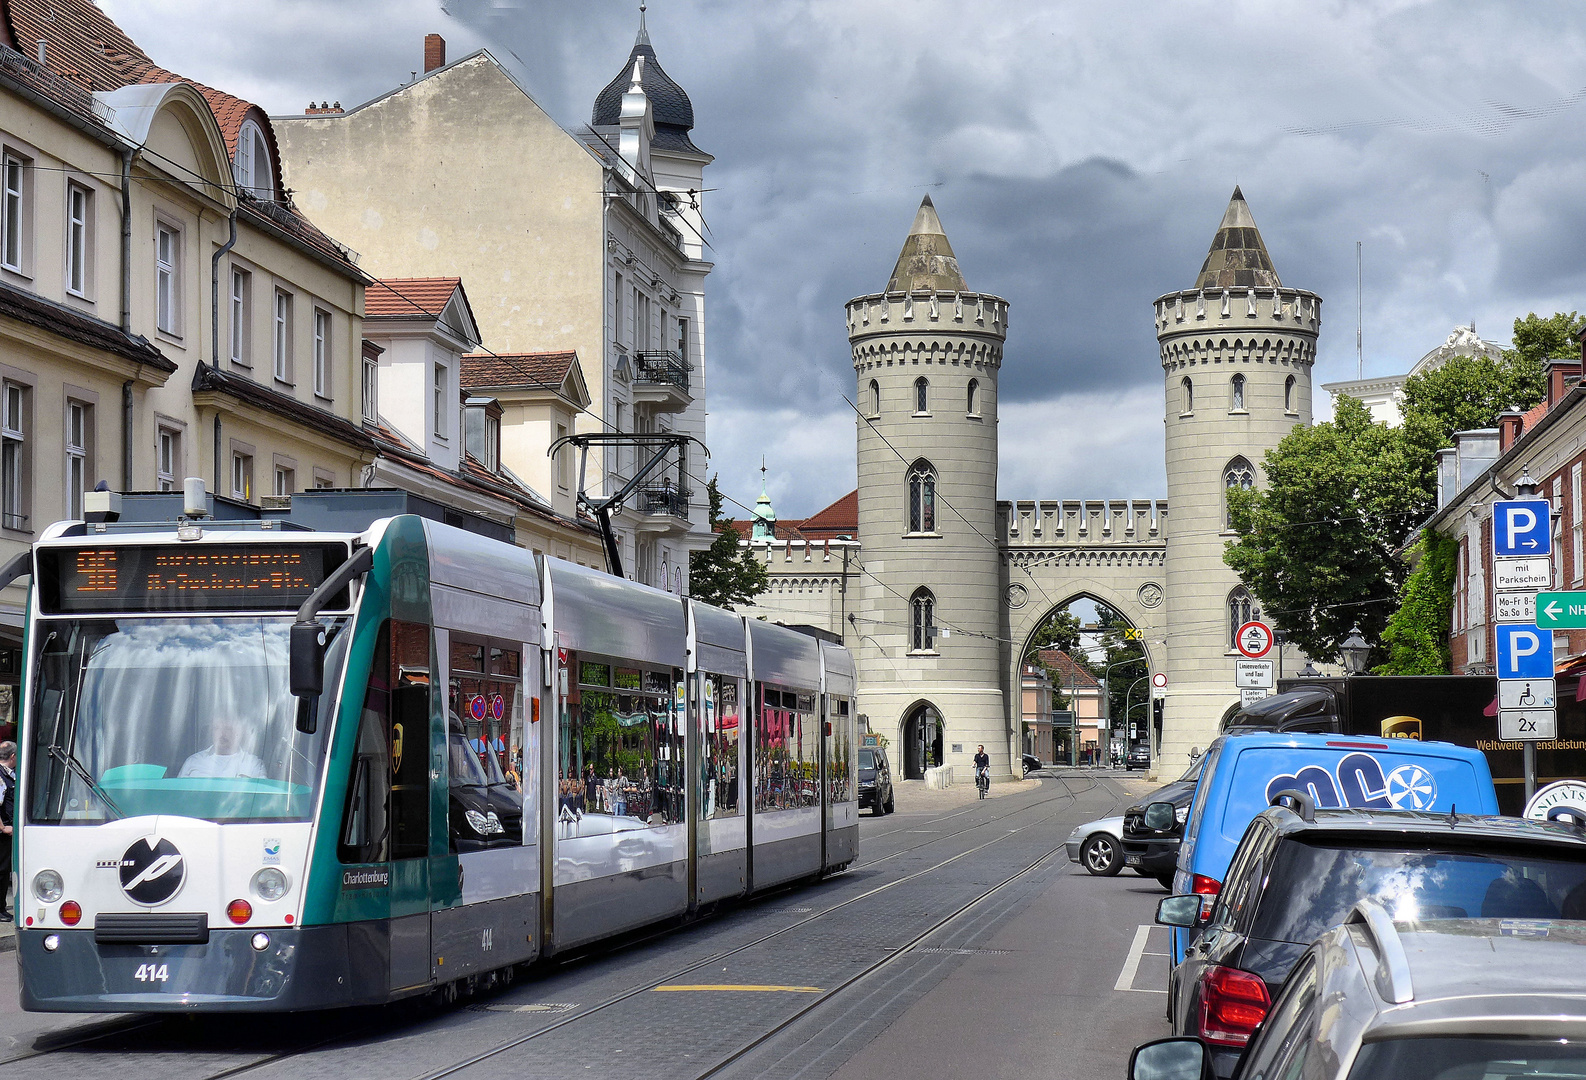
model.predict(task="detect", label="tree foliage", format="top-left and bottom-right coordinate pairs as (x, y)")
top-left (688, 477), bottom-right (770, 611)
top-left (1376, 530), bottom-right (1457, 675)
top-left (1225, 396), bottom-right (1434, 665)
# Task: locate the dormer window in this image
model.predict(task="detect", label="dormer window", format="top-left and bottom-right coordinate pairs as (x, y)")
top-left (233, 119), bottom-right (274, 201)
top-left (464, 396), bottom-right (502, 472)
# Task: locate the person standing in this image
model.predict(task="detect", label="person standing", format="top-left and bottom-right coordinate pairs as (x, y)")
top-left (0, 742), bottom-right (15, 920)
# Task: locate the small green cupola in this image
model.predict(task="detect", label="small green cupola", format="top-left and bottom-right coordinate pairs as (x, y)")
top-left (751, 464), bottom-right (777, 539)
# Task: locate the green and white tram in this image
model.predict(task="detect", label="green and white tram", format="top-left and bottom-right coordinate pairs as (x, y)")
top-left (10, 494), bottom-right (857, 1011)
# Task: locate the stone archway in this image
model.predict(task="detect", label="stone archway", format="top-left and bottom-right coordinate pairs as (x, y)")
top-left (901, 701), bottom-right (944, 780)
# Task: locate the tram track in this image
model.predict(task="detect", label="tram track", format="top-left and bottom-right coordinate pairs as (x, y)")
top-left (1, 774), bottom-right (1128, 1080)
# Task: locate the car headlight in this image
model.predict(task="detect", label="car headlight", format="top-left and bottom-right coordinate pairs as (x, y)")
top-left (1175, 806), bottom-right (1189, 825)
top-left (252, 867), bottom-right (289, 901)
top-left (465, 809), bottom-right (490, 834)
top-left (33, 869), bottom-right (63, 903)
top-left (485, 811), bottom-right (504, 835)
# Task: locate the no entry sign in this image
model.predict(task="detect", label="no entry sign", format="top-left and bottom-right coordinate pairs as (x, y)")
top-left (1236, 621), bottom-right (1274, 659)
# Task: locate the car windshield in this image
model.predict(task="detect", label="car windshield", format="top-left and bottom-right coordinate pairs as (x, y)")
top-left (1254, 838), bottom-right (1586, 944)
top-left (1178, 755), bottom-right (1204, 783)
top-left (859, 749), bottom-right (876, 770)
top-left (1350, 1036), bottom-right (1586, 1080)
top-left (449, 732), bottom-right (493, 787)
top-left (28, 616), bottom-right (346, 825)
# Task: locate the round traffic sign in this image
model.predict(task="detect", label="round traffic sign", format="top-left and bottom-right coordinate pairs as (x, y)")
top-left (1152, 672), bottom-right (1168, 689)
top-left (1236, 621), bottom-right (1273, 659)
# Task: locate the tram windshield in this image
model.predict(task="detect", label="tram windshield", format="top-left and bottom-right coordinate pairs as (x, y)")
top-left (28, 616), bottom-right (346, 825)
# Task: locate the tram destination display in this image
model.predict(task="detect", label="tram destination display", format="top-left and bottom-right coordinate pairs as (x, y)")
top-left (38, 542), bottom-right (350, 613)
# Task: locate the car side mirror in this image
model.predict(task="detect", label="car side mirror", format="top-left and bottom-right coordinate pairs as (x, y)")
top-left (1143, 800), bottom-right (1176, 831)
top-left (1128, 1037), bottom-right (1215, 1080)
top-left (1156, 894), bottom-right (1205, 929)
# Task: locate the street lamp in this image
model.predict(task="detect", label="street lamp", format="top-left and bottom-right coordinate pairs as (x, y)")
top-left (1298, 662), bottom-right (1321, 678)
top-left (1339, 625), bottom-right (1370, 675)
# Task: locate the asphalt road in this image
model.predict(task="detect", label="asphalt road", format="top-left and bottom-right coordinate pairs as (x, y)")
top-left (0, 772), bottom-right (1171, 1080)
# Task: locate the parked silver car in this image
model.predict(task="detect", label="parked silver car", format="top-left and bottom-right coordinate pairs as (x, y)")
top-left (1131, 900), bottom-right (1586, 1080)
top-left (1066, 815), bottom-right (1125, 875)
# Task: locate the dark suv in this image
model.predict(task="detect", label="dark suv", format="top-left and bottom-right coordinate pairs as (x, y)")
top-left (1157, 793), bottom-right (1586, 1078)
top-left (858, 744), bottom-right (894, 815)
top-left (1126, 744), bottom-right (1150, 771)
top-left (1122, 788), bottom-right (1192, 888)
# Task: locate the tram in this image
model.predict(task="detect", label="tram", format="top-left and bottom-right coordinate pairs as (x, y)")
top-left (8, 492), bottom-right (858, 1011)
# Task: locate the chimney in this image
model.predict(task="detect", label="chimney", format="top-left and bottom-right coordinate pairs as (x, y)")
top-left (1548, 356), bottom-right (1582, 408)
top-left (305, 101), bottom-right (344, 116)
top-left (35, 39), bottom-right (46, 66)
top-left (1497, 408), bottom-right (1525, 452)
top-left (424, 34), bottom-right (446, 73)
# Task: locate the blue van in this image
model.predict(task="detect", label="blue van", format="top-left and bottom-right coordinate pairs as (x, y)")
top-left (1167, 732), bottom-right (1498, 963)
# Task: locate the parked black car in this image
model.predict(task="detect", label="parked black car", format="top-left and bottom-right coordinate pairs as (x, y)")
top-left (1121, 758), bottom-right (1202, 887)
top-left (1126, 744), bottom-right (1150, 770)
top-left (1021, 753), bottom-right (1042, 775)
top-left (1157, 792), bottom-right (1586, 1079)
top-left (858, 744), bottom-right (895, 815)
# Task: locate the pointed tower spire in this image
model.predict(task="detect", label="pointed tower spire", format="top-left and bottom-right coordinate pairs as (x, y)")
top-left (751, 459), bottom-right (777, 539)
top-left (886, 194), bottom-right (969, 294)
top-left (637, 1), bottom-right (650, 46)
top-left (1193, 186), bottom-right (1281, 291)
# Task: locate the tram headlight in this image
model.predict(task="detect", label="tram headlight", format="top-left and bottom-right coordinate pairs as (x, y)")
top-left (251, 933), bottom-right (271, 952)
top-left (251, 868), bottom-right (289, 902)
top-left (43, 934), bottom-right (60, 952)
top-left (32, 869), bottom-right (63, 904)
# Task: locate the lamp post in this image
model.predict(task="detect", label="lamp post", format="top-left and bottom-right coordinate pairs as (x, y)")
top-left (1298, 662), bottom-right (1321, 678)
top-left (1340, 625), bottom-right (1370, 675)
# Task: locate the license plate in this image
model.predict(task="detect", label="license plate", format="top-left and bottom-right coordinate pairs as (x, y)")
top-left (1124, 855), bottom-right (1141, 866)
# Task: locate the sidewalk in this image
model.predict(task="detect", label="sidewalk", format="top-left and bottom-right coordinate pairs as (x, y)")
top-left (0, 916), bottom-right (13, 952)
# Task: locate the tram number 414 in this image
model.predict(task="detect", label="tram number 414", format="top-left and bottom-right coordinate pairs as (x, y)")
top-left (134, 963), bottom-right (170, 983)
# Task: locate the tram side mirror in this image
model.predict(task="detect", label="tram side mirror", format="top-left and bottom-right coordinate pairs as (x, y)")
top-left (1144, 801), bottom-right (1176, 832)
top-left (290, 623), bottom-right (327, 736)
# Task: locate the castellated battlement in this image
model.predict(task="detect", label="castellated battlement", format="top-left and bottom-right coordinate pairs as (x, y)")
top-left (998, 499), bottom-right (1169, 548)
top-left (846, 291), bottom-right (1009, 337)
top-left (1153, 287), bottom-right (1322, 373)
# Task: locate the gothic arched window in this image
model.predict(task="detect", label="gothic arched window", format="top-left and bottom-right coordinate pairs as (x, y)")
top-left (1231, 373), bottom-right (1246, 411)
top-left (967, 378), bottom-right (979, 415)
top-left (1181, 376), bottom-right (1193, 414)
top-left (915, 376), bottom-right (929, 414)
top-left (1284, 374), bottom-right (1296, 413)
top-left (908, 459), bottom-right (937, 533)
top-left (870, 378), bottom-right (881, 416)
top-left (1227, 587), bottom-right (1253, 650)
top-left (1223, 456), bottom-right (1255, 530)
top-left (911, 588), bottom-right (936, 652)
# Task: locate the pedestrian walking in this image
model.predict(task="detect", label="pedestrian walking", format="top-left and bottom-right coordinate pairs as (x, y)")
top-left (0, 741), bottom-right (15, 920)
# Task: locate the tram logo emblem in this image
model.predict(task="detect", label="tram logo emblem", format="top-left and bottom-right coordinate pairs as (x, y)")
top-left (119, 837), bottom-right (185, 906)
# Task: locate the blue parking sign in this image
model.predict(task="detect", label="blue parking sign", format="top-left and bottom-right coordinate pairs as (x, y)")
top-left (1495, 624), bottom-right (1553, 679)
top-left (1494, 499), bottom-right (1551, 557)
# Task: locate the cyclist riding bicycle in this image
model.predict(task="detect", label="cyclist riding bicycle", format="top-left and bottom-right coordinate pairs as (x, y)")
top-left (973, 745), bottom-right (990, 797)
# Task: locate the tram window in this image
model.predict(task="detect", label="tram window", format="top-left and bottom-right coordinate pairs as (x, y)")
top-left (390, 621), bottom-right (431, 860)
top-left (559, 652), bottom-right (684, 831)
top-left (700, 674), bottom-right (741, 819)
top-left (754, 684), bottom-right (820, 813)
top-left (827, 696), bottom-right (854, 805)
top-left (451, 639), bottom-right (485, 675)
top-left (340, 623), bottom-right (392, 863)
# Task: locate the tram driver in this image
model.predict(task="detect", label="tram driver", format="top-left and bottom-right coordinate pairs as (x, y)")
top-left (179, 713), bottom-right (267, 779)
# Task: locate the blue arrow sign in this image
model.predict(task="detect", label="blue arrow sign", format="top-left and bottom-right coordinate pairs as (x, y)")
top-left (1495, 623), bottom-right (1554, 680)
top-left (1494, 499), bottom-right (1552, 557)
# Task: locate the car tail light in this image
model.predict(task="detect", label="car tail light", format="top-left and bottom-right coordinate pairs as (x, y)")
top-left (1192, 874), bottom-right (1221, 916)
top-left (59, 901), bottom-right (82, 926)
top-left (1199, 965), bottom-right (1271, 1047)
top-left (227, 899), bottom-right (253, 925)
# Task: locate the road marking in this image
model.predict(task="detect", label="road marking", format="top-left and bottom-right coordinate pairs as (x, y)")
top-left (650, 984), bottom-right (824, 993)
top-left (1114, 924), bottom-right (1152, 992)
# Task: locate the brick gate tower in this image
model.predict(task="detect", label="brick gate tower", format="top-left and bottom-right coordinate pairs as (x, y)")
top-left (845, 197), bottom-right (1014, 780)
top-left (1155, 188), bottom-right (1321, 769)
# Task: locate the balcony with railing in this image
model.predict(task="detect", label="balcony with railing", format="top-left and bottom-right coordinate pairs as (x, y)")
top-left (638, 484), bottom-right (692, 521)
top-left (631, 349), bottom-right (692, 412)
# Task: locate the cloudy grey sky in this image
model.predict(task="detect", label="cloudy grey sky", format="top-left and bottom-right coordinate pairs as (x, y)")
top-left (102, 0), bottom-right (1586, 519)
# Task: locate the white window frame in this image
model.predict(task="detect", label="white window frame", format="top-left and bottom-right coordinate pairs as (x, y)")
top-left (273, 288), bottom-right (293, 382)
top-left (157, 424), bottom-right (179, 492)
top-left (65, 400), bottom-right (87, 519)
top-left (273, 464), bottom-right (294, 497)
top-left (1574, 462), bottom-right (1584, 586)
top-left (155, 220), bottom-right (179, 335)
top-left (312, 308), bottom-right (330, 398)
top-left (362, 350), bottom-right (378, 423)
top-left (231, 450), bottom-right (253, 502)
top-left (65, 182), bottom-right (89, 297)
top-left (230, 265), bottom-right (251, 366)
top-left (433, 362), bottom-right (447, 438)
top-left (2, 152), bottom-right (25, 274)
top-left (1, 380), bottom-right (25, 531)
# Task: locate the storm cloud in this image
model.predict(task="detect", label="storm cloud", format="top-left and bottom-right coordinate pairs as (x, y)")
top-left (102, 0), bottom-right (1586, 519)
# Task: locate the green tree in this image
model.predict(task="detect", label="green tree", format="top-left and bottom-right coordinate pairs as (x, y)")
top-left (688, 477), bottom-right (770, 611)
top-left (1225, 396), bottom-right (1434, 665)
top-left (1510, 310), bottom-right (1586, 366)
top-left (1376, 530), bottom-right (1457, 675)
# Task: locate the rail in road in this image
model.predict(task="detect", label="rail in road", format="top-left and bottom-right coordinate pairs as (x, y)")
top-left (0, 775), bottom-right (1135, 1080)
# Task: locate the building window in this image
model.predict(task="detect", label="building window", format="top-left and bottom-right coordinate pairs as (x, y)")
top-left (1284, 374), bottom-right (1297, 413)
top-left (313, 308), bottom-right (330, 397)
top-left (1573, 462), bottom-right (1583, 585)
top-left (911, 588), bottom-right (936, 652)
top-left (967, 378), bottom-right (979, 415)
top-left (272, 289), bottom-right (292, 382)
top-left (869, 379), bottom-right (881, 416)
top-left (556, 423), bottom-right (571, 489)
top-left (1228, 587), bottom-right (1253, 650)
top-left (314, 471), bottom-right (335, 490)
top-left (273, 464), bottom-right (294, 496)
top-left (2, 152), bottom-right (25, 273)
top-left (914, 376), bottom-right (929, 415)
top-left (230, 266), bottom-right (251, 365)
top-left (65, 182), bottom-right (90, 296)
top-left (157, 425), bottom-right (180, 492)
top-left (65, 400), bottom-right (90, 519)
top-left (1231, 373), bottom-right (1246, 411)
top-left (677, 316), bottom-right (689, 368)
top-left (433, 362), bottom-right (447, 437)
top-left (1181, 376), bottom-right (1193, 414)
top-left (1224, 456), bottom-right (1255, 529)
top-left (233, 119), bottom-right (274, 201)
top-left (362, 348), bottom-right (379, 422)
top-left (613, 272), bottom-right (624, 346)
top-left (232, 450), bottom-right (253, 502)
top-left (155, 222), bottom-right (179, 334)
top-left (908, 459), bottom-right (937, 533)
top-left (1, 381), bottom-right (25, 531)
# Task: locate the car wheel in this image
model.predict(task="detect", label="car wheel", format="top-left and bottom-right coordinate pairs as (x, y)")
top-left (1080, 834), bottom-right (1122, 876)
top-left (883, 792), bottom-right (895, 814)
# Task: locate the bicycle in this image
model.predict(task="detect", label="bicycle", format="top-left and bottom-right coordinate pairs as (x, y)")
top-left (975, 765), bottom-right (990, 799)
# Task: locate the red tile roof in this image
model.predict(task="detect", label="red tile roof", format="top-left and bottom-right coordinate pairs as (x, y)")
top-left (1036, 650), bottom-right (1100, 689)
top-left (461, 352), bottom-right (577, 390)
top-left (1, 0), bottom-right (153, 91)
top-left (723, 489), bottom-right (859, 541)
top-left (366, 278), bottom-right (463, 319)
